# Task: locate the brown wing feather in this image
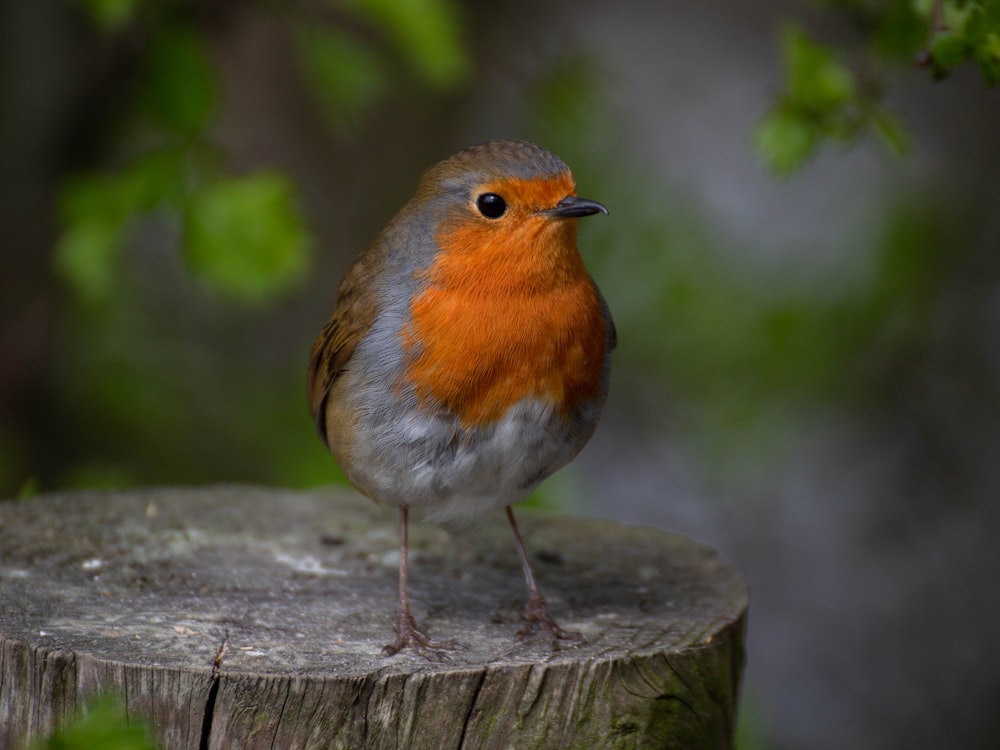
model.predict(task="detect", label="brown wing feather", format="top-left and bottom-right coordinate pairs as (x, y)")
top-left (307, 257), bottom-right (379, 444)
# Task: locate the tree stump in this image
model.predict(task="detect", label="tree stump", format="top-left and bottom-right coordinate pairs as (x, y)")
top-left (0, 486), bottom-right (747, 749)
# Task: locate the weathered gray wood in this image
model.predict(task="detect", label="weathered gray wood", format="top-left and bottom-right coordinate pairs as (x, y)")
top-left (0, 486), bottom-right (747, 749)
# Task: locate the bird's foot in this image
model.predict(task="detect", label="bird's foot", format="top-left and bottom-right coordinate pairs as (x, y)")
top-left (518, 591), bottom-right (583, 646)
top-left (382, 611), bottom-right (458, 660)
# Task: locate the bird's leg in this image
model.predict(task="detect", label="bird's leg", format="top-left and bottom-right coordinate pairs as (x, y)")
top-left (505, 506), bottom-right (582, 643)
top-left (382, 507), bottom-right (457, 658)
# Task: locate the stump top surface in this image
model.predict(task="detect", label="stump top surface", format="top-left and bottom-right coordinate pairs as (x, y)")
top-left (0, 486), bottom-right (746, 677)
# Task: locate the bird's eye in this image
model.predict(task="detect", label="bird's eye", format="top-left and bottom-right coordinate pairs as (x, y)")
top-left (476, 193), bottom-right (507, 219)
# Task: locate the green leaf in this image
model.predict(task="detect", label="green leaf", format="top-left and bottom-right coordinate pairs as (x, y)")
top-left (964, 5), bottom-right (990, 43)
top-left (343, 0), bottom-right (469, 87)
top-left (783, 26), bottom-right (855, 110)
top-left (143, 28), bottom-right (216, 135)
top-left (974, 32), bottom-right (1000, 83)
top-left (872, 0), bottom-right (931, 59)
top-left (126, 149), bottom-right (188, 210)
top-left (60, 172), bottom-right (140, 226)
top-left (53, 220), bottom-right (124, 302)
top-left (938, 1), bottom-right (972, 33)
top-left (55, 180), bottom-right (124, 303)
top-left (931, 33), bottom-right (971, 66)
top-left (54, 151), bottom-right (190, 301)
top-left (294, 25), bottom-right (388, 125)
top-left (35, 696), bottom-right (157, 750)
top-left (754, 108), bottom-right (816, 175)
top-left (926, 2), bottom-right (1000, 83)
top-left (183, 173), bottom-right (311, 303)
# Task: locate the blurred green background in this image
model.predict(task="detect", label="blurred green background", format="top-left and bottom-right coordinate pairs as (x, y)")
top-left (2, 1), bottom-right (999, 749)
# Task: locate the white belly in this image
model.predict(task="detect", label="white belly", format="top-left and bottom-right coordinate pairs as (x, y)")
top-left (342, 396), bottom-right (595, 523)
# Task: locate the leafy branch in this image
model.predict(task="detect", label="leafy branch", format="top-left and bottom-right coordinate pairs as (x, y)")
top-left (57, 0), bottom-right (468, 305)
top-left (755, 0), bottom-right (1000, 175)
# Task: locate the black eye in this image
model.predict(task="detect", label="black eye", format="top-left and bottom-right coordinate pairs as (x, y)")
top-left (476, 193), bottom-right (507, 219)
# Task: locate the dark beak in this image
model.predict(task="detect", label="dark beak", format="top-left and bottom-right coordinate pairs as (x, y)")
top-left (543, 195), bottom-right (609, 218)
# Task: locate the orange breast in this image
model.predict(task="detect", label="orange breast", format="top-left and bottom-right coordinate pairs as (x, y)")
top-left (402, 185), bottom-right (607, 428)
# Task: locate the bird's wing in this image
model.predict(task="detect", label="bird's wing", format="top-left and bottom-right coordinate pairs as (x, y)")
top-left (307, 257), bottom-right (379, 445)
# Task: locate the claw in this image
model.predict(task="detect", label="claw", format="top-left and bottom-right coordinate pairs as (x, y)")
top-left (518, 591), bottom-right (583, 645)
top-left (382, 610), bottom-right (459, 660)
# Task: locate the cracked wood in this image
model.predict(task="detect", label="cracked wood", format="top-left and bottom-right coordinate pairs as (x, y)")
top-left (0, 486), bottom-right (747, 749)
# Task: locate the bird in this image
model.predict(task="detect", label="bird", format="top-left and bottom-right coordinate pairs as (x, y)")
top-left (307, 139), bottom-right (614, 657)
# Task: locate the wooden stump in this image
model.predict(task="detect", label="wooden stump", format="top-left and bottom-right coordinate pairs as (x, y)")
top-left (0, 486), bottom-right (747, 749)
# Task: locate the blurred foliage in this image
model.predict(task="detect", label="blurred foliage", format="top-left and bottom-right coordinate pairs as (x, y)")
top-left (921, 0), bottom-right (1000, 81)
top-left (183, 173), bottom-right (310, 303)
top-left (32, 696), bottom-right (158, 750)
top-left (48, 275), bottom-right (345, 491)
top-left (13, 0), bottom-right (989, 501)
top-left (341, 0), bottom-right (467, 88)
top-left (13, 0), bottom-right (470, 496)
top-left (58, 0), bottom-right (468, 308)
top-left (756, 0), bottom-right (1000, 174)
top-left (142, 27), bottom-right (217, 135)
top-left (294, 25), bottom-right (389, 127)
top-left (755, 25), bottom-right (908, 175)
top-left (524, 51), bottom-right (977, 487)
top-left (595, 184), bottom-right (959, 483)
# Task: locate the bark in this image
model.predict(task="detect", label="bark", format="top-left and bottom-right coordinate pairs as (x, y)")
top-left (0, 486), bottom-right (747, 749)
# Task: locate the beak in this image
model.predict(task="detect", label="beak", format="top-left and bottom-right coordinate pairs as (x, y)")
top-left (543, 195), bottom-right (609, 218)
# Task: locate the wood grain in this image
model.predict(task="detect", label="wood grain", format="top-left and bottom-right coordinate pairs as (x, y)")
top-left (0, 486), bottom-right (747, 749)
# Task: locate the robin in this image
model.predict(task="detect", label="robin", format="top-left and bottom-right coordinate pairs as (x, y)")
top-left (307, 139), bottom-right (614, 656)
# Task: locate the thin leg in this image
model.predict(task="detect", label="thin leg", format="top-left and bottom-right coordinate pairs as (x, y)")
top-left (505, 506), bottom-right (582, 643)
top-left (382, 507), bottom-right (457, 658)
